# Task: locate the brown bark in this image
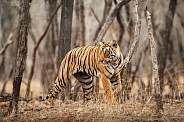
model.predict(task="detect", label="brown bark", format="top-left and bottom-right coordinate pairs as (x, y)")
top-left (80, 0), bottom-right (85, 46)
top-left (145, 6), bottom-right (163, 116)
top-left (123, 0), bottom-right (141, 70)
top-left (58, 0), bottom-right (74, 100)
top-left (114, 0), bottom-right (125, 44)
top-left (6, 0), bottom-right (31, 115)
top-left (93, 0), bottom-right (131, 45)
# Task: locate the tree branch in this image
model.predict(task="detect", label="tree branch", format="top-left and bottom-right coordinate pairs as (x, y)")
top-left (90, 6), bottom-right (101, 24)
top-left (25, 2), bottom-right (62, 100)
top-left (93, 0), bottom-right (131, 45)
top-left (0, 33), bottom-right (13, 55)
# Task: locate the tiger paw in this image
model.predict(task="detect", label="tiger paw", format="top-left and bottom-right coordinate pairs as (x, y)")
top-left (45, 101), bottom-right (55, 108)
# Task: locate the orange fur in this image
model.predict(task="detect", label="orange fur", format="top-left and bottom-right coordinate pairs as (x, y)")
top-left (46, 40), bottom-right (124, 104)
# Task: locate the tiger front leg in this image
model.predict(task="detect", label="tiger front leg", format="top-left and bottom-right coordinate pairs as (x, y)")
top-left (113, 73), bottom-right (122, 97)
top-left (101, 74), bottom-right (117, 104)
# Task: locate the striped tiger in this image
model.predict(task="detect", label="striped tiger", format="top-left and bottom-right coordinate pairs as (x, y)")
top-left (45, 40), bottom-right (124, 104)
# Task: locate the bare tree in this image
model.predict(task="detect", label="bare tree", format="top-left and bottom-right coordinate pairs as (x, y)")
top-left (5, 0), bottom-right (31, 115)
top-left (157, 0), bottom-right (177, 94)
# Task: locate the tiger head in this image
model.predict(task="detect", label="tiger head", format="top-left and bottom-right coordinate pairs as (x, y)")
top-left (98, 40), bottom-right (121, 65)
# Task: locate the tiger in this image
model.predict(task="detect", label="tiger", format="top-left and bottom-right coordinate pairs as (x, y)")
top-left (45, 40), bottom-right (124, 104)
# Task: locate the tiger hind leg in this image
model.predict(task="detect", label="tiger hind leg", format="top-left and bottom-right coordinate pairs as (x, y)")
top-left (74, 73), bottom-right (94, 102)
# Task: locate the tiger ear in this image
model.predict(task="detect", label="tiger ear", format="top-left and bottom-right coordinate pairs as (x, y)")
top-left (111, 40), bottom-right (117, 47)
top-left (97, 41), bottom-right (104, 46)
top-left (110, 40), bottom-right (117, 44)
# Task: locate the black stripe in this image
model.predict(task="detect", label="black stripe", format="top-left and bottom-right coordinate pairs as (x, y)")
top-left (104, 73), bottom-right (111, 79)
top-left (84, 98), bottom-right (91, 101)
top-left (58, 77), bottom-right (63, 88)
top-left (62, 80), bottom-right (66, 86)
top-left (84, 91), bottom-right (91, 96)
top-left (82, 76), bottom-right (91, 80)
top-left (94, 48), bottom-right (99, 75)
top-left (79, 80), bottom-right (92, 85)
top-left (87, 48), bottom-right (92, 75)
top-left (67, 52), bottom-right (72, 79)
top-left (83, 54), bottom-right (87, 70)
top-left (83, 85), bottom-right (93, 91)
top-left (92, 48), bottom-right (97, 76)
top-left (110, 80), bottom-right (116, 83)
top-left (54, 85), bottom-right (60, 91)
top-left (61, 58), bottom-right (67, 86)
top-left (105, 88), bottom-right (110, 93)
top-left (73, 49), bottom-right (79, 69)
top-left (113, 83), bottom-right (120, 86)
top-left (76, 47), bottom-right (84, 69)
top-left (105, 66), bottom-right (113, 75)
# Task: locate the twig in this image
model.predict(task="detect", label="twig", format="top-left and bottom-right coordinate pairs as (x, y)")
top-left (0, 33), bottom-right (13, 55)
top-left (28, 28), bottom-right (50, 88)
top-left (25, 2), bottom-right (62, 99)
top-left (93, 0), bottom-right (131, 45)
top-left (90, 6), bottom-right (101, 24)
top-left (145, 6), bottom-right (163, 116)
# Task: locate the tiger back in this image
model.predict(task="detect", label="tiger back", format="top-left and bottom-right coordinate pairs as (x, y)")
top-left (46, 40), bottom-right (124, 104)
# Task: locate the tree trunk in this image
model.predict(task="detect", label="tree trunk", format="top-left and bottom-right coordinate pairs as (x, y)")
top-left (7, 0), bottom-right (31, 115)
top-left (58, 0), bottom-right (74, 100)
top-left (158, 0), bottom-right (177, 94)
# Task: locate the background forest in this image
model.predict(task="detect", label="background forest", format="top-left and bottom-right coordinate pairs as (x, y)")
top-left (0, 0), bottom-right (184, 121)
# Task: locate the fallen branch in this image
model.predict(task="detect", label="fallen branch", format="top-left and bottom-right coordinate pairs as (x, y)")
top-left (145, 6), bottom-right (163, 116)
top-left (93, 0), bottom-right (131, 45)
top-left (25, 2), bottom-right (62, 100)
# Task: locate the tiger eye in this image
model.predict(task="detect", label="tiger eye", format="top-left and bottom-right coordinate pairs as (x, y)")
top-left (113, 43), bottom-right (117, 47)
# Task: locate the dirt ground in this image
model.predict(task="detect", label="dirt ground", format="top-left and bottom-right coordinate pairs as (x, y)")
top-left (1, 99), bottom-right (184, 122)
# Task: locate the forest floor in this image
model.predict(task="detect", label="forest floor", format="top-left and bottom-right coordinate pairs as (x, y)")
top-left (0, 98), bottom-right (184, 122)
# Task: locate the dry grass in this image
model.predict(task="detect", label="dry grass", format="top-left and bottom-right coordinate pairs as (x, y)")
top-left (0, 78), bottom-right (43, 98)
top-left (1, 96), bottom-right (184, 122)
top-left (0, 76), bottom-right (184, 121)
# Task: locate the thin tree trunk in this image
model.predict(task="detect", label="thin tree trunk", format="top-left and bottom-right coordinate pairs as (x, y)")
top-left (157, 0), bottom-right (177, 94)
top-left (6, 0), bottom-right (31, 115)
top-left (145, 6), bottom-right (163, 116)
top-left (58, 0), bottom-right (74, 100)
